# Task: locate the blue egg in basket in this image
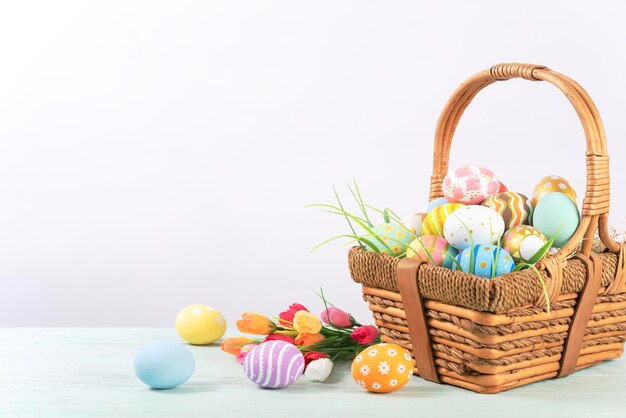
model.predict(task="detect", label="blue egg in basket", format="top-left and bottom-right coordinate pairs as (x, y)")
top-left (134, 341), bottom-right (195, 389)
top-left (453, 244), bottom-right (515, 278)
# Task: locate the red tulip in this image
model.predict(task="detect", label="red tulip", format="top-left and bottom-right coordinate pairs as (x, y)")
top-left (278, 303), bottom-right (309, 326)
top-left (264, 333), bottom-right (296, 344)
top-left (351, 325), bottom-right (379, 345)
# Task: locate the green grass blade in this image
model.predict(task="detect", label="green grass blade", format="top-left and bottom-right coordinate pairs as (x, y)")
top-left (333, 185), bottom-right (362, 249)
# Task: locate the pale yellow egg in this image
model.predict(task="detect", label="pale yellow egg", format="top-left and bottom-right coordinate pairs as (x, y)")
top-left (175, 304), bottom-right (226, 345)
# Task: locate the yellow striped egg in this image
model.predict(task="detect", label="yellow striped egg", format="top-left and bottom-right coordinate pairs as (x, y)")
top-left (421, 203), bottom-right (465, 237)
top-left (482, 192), bottom-right (533, 230)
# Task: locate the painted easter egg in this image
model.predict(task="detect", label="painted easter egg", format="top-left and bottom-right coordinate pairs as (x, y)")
top-left (482, 192), bottom-right (533, 230)
top-left (453, 245), bottom-right (515, 278)
top-left (367, 223), bottom-right (414, 256)
top-left (422, 197), bottom-right (449, 213)
top-left (442, 165), bottom-right (501, 205)
top-left (176, 304), bottom-right (226, 345)
top-left (532, 175), bottom-right (577, 207)
top-left (406, 235), bottom-right (458, 268)
top-left (243, 341), bottom-right (305, 389)
top-left (351, 343), bottom-right (413, 393)
top-left (421, 203), bottom-right (465, 237)
top-left (134, 341), bottom-right (195, 389)
top-left (401, 213), bottom-right (425, 237)
top-left (443, 205), bottom-right (505, 251)
top-left (503, 225), bottom-right (548, 264)
top-left (498, 182), bottom-right (508, 193)
top-left (532, 192), bottom-right (580, 248)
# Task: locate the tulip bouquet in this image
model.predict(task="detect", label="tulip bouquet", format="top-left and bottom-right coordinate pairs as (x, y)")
top-left (221, 294), bottom-right (380, 382)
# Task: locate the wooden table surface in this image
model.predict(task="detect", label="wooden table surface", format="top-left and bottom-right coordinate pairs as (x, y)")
top-left (1, 328), bottom-right (625, 417)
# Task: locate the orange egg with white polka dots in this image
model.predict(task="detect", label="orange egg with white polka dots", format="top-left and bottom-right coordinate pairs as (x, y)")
top-left (351, 343), bottom-right (414, 393)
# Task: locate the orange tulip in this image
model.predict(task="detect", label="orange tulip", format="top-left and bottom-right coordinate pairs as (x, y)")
top-left (293, 311), bottom-right (322, 334)
top-left (220, 336), bottom-right (255, 355)
top-left (295, 333), bottom-right (326, 347)
top-left (236, 312), bottom-right (277, 335)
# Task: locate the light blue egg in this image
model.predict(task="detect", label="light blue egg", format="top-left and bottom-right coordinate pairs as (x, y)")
top-left (367, 223), bottom-right (414, 256)
top-left (134, 341), bottom-right (195, 389)
top-left (532, 192), bottom-right (580, 248)
top-left (423, 197), bottom-right (449, 214)
top-left (453, 244), bottom-right (515, 278)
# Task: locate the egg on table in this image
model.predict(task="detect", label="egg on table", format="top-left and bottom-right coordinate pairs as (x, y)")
top-left (367, 223), bottom-right (414, 256)
top-left (532, 175), bottom-right (577, 207)
top-left (442, 164), bottom-right (501, 205)
top-left (406, 235), bottom-right (458, 268)
top-left (401, 212), bottom-right (426, 237)
top-left (502, 225), bottom-right (548, 264)
top-left (482, 191), bottom-right (533, 230)
top-left (243, 341), bottom-right (305, 389)
top-left (421, 203), bottom-right (465, 237)
top-left (532, 192), bottom-right (580, 248)
top-left (453, 244), bottom-right (515, 278)
top-left (443, 205), bottom-right (505, 251)
top-left (134, 341), bottom-right (195, 389)
top-left (176, 304), bottom-right (226, 345)
top-left (351, 343), bottom-right (414, 393)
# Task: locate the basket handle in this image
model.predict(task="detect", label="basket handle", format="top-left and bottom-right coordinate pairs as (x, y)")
top-left (429, 63), bottom-right (619, 262)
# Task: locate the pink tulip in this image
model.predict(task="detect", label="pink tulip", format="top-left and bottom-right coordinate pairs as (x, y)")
top-left (320, 307), bottom-right (354, 328)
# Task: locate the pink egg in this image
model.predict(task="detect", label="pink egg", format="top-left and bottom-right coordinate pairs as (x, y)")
top-left (406, 235), bottom-right (458, 268)
top-left (442, 164), bottom-right (500, 205)
top-left (243, 341), bottom-right (304, 389)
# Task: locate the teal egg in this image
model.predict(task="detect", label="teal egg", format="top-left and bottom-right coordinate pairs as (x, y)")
top-left (134, 341), bottom-right (195, 389)
top-left (453, 244), bottom-right (515, 278)
top-left (368, 223), bottom-right (414, 256)
top-left (532, 192), bottom-right (580, 248)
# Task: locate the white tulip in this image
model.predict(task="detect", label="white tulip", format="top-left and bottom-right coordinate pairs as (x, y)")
top-left (304, 358), bottom-right (333, 382)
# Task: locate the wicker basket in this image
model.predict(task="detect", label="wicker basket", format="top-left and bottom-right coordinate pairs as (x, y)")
top-left (348, 63), bottom-right (626, 394)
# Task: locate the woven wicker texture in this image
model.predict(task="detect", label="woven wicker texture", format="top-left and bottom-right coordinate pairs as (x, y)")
top-left (349, 246), bottom-right (621, 312)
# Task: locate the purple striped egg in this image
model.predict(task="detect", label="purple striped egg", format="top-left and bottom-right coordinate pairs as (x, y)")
top-left (243, 341), bottom-right (305, 389)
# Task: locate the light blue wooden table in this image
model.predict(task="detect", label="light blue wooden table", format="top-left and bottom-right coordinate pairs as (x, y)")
top-left (1, 328), bottom-right (625, 417)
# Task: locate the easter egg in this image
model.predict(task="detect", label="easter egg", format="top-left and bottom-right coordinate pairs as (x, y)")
top-left (401, 212), bottom-right (425, 237)
top-left (423, 197), bottom-right (449, 213)
top-left (442, 164), bottom-right (501, 205)
top-left (406, 235), bottom-right (458, 268)
top-left (503, 225), bottom-right (548, 264)
top-left (421, 203), bottom-right (465, 237)
top-left (134, 341), bottom-right (195, 389)
top-left (532, 192), bottom-right (580, 248)
top-left (498, 182), bottom-right (508, 193)
top-left (351, 343), bottom-right (413, 393)
top-left (532, 175), bottom-right (577, 207)
top-left (453, 245), bottom-right (515, 278)
top-left (443, 205), bottom-right (505, 251)
top-left (367, 223), bottom-right (414, 256)
top-left (482, 192), bottom-right (533, 230)
top-left (176, 304), bottom-right (226, 345)
top-left (243, 341), bottom-right (305, 389)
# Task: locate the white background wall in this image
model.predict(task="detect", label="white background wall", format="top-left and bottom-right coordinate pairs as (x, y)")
top-left (0, 1), bottom-right (624, 327)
